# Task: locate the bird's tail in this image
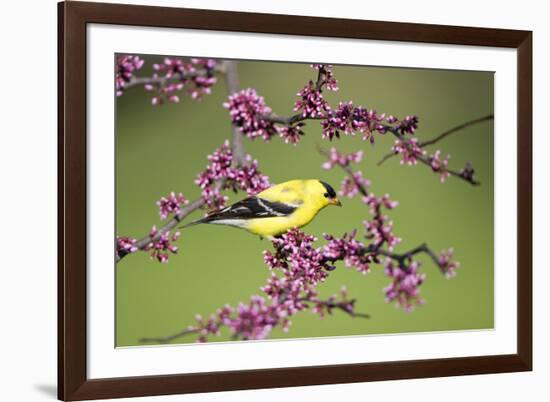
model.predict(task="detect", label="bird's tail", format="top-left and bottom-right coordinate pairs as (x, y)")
top-left (178, 217), bottom-right (209, 229)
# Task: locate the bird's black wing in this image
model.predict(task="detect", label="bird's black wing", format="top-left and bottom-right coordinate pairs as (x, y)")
top-left (203, 197), bottom-right (297, 222)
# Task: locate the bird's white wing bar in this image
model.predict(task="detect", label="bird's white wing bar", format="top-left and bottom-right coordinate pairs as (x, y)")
top-left (203, 197), bottom-right (297, 222)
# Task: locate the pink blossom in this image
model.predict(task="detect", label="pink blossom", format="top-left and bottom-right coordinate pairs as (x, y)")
top-left (147, 57), bottom-right (217, 105)
top-left (322, 231), bottom-right (373, 274)
top-left (320, 101), bottom-right (354, 140)
top-left (397, 115), bottom-right (419, 135)
top-left (393, 138), bottom-right (426, 165)
top-left (144, 225), bottom-right (180, 263)
top-left (116, 236), bottom-right (138, 257)
top-left (438, 248), bottom-right (460, 278)
top-left (320, 104), bottom-right (418, 142)
top-left (195, 141), bottom-right (271, 210)
top-left (311, 64), bottom-right (339, 91)
top-left (384, 259), bottom-right (426, 312)
top-left (224, 88), bottom-right (277, 141)
top-left (116, 55), bottom-right (144, 96)
top-left (322, 147), bottom-right (363, 170)
top-left (362, 193), bottom-right (400, 250)
top-left (339, 171), bottom-right (370, 198)
top-left (156, 192), bottom-right (189, 220)
top-left (293, 81), bottom-right (330, 119)
top-left (429, 150), bottom-right (451, 183)
top-left (278, 123), bottom-right (305, 145)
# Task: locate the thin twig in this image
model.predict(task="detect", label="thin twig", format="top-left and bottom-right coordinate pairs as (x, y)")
top-left (420, 114), bottom-right (494, 147)
top-left (377, 114), bottom-right (494, 166)
top-left (375, 243), bottom-right (440, 270)
top-left (123, 63), bottom-right (226, 90)
top-left (298, 298), bottom-right (371, 319)
top-left (140, 328), bottom-right (198, 344)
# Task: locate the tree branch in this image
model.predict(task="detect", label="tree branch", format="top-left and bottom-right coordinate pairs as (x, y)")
top-left (318, 146), bottom-right (444, 273)
top-left (299, 298), bottom-right (371, 319)
top-left (140, 328), bottom-right (199, 344)
top-left (377, 114), bottom-right (494, 167)
top-left (122, 63), bottom-right (226, 90)
top-left (138, 296), bottom-right (369, 344)
top-left (420, 114), bottom-right (494, 147)
top-left (375, 243), bottom-right (440, 270)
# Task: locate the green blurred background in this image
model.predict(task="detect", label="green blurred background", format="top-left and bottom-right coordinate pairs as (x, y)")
top-left (115, 56), bottom-right (494, 347)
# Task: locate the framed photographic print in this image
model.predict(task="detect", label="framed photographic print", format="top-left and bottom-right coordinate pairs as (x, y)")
top-left (58, 1), bottom-right (532, 400)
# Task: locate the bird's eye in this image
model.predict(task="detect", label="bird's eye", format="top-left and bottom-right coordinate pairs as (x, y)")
top-left (324, 192), bottom-right (329, 198)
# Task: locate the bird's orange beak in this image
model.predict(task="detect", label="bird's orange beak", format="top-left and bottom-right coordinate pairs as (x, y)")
top-left (329, 198), bottom-right (342, 207)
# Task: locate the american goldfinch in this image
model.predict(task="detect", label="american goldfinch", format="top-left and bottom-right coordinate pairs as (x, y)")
top-left (182, 179), bottom-right (342, 238)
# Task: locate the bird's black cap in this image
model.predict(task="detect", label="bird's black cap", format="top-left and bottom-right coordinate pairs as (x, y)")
top-left (319, 180), bottom-right (337, 198)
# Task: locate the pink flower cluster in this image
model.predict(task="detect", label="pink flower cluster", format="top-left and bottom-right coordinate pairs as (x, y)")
top-left (195, 141), bottom-right (271, 210)
top-left (192, 296), bottom-right (278, 342)
top-left (429, 150), bottom-right (451, 183)
top-left (115, 55), bottom-right (144, 96)
top-left (224, 64), bottom-right (419, 147)
top-left (224, 88), bottom-right (278, 141)
top-left (362, 193), bottom-right (401, 251)
top-left (384, 259), bottom-right (426, 312)
top-left (263, 229), bottom-right (330, 301)
top-left (322, 231), bottom-right (374, 274)
top-left (311, 64), bottom-right (339, 91)
top-left (393, 140), bottom-right (460, 184)
top-left (390, 114), bottom-right (419, 135)
top-left (322, 147), bottom-right (363, 170)
top-left (116, 236), bottom-right (138, 258)
top-left (145, 57), bottom-right (217, 105)
top-left (321, 102), bottom-right (419, 142)
top-left (278, 123), bottom-right (305, 145)
top-left (293, 80), bottom-right (330, 118)
top-left (393, 138), bottom-right (426, 165)
top-left (320, 148), bottom-right (369, 198)
top-left (438, 248), bottom-right (460, 278)
top-left (339, 171), bottom-right (370, 198)
top-left (156, 192), bottom-right (189, 220)
top-left (144, 225), bottom-right (180, 263)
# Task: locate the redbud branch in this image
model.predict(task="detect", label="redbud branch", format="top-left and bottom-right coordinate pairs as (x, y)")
top-left (138, 296), bottom-right (369, 344)
top-left (298, 298), bottom-right (371, 319)
top-left (318, 146), bottom-right (445, 274)
top-left (122, 62), bottom-right (226, 90)
top-left (374, 243), bottom-right (440, 270)
top-left (419, 114), bottom-right (494, 147)
top-left (259, 66), bottom-right (327, 126)
top-left (409, 149), bottom-right (480, 186)
top-left (250, 65), bottom-right (486, 186)
top-left (116, 197), bottom-right (207, 262)
top-left (139, 328), bottom-right (199, 344)
top-left (377, 114), bottom-right (493, 171)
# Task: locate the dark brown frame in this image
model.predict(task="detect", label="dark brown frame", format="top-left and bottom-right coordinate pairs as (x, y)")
top-left (58, 1), bottom-right (532, 400)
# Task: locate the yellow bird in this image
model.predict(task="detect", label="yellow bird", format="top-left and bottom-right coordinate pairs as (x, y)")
top-left (182, 179), bottom-right (342, 239)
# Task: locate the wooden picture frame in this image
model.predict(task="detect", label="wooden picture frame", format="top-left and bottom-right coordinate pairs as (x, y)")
top-left (58, 1), bottom-right (532, 400)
